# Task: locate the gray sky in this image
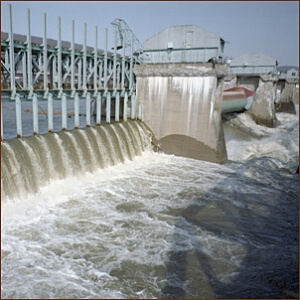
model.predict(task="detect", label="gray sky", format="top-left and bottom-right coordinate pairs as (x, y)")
top-left (1, 1), bottom-right (299, 66)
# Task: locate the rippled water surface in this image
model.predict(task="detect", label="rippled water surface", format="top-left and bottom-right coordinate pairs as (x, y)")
top-left (1, 107), bottom-right (299, 298)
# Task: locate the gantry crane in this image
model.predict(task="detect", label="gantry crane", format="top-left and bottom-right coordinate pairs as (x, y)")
top-left (111, 18), bottom-right (144, 63)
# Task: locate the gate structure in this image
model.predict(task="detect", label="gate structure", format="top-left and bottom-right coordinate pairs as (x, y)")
top-left (1, 4), bottom-right (143, 141)
top-left (1, 4), bottom-right (137, 99)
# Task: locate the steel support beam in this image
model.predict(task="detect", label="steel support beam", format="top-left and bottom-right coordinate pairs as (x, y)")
top-left (8, 4), bottom-right (16, 97)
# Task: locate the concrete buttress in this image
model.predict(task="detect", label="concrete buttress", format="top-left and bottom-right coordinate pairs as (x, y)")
top-left (247, 74), bottom-right (278, 127)
top-left (275, 78), bottom-right (297, 114)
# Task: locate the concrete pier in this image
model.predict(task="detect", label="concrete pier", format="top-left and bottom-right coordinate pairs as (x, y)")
top-left (275, 78), bottom-right (297, 114)
top-left (246, 75), bottom-right (278, 127)
top-left (134, 63), bottom-right (228, 163)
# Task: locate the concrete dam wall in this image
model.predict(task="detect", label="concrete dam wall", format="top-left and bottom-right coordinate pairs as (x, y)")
top-left (134, 63), bottom-right (228, 163)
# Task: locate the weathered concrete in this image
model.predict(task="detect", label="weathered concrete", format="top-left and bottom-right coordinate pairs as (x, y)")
top-left (246, 75), bottom-right (278, 127)
top-left (237, 76), bottom-right (260, 92)
top-left (134, 63), bottom-right (228, 163)
top-left (275, 78), bottom-right (297, 114)
top-left (223, 74), bottom-right (237, 90)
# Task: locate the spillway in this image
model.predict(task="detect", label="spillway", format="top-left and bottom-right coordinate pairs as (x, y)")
top-left (1, 121), bottom-right (153, 201)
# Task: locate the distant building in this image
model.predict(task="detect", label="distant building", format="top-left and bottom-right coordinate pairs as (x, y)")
top-left (229, 53), bottom-right (278, 76)
top-left (278, 68), bottom-right (298, 80)
top-left (141, 25), bottom-right (227, 63)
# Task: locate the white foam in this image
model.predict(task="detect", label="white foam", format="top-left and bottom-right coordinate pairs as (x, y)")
top-left (2, 110), bottom-right (298, 298)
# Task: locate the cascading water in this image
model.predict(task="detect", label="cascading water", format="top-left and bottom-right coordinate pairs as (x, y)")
top-left (1, 121), bottom-right (153, 201)
top-left (1, 107), bottom-right (298, 298)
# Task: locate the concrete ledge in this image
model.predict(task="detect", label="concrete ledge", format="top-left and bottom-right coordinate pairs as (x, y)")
top-left (134, 63), bottom-right (228, 77)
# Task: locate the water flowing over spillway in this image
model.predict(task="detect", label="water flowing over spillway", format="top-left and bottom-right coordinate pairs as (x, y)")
top-left (1, 121), bottom-right (152, 201)
top-left (1, 109), bottom-right (299, 298)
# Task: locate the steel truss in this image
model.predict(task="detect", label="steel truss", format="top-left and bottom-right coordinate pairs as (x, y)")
top-left (1, 5), bottom-right (136, 99)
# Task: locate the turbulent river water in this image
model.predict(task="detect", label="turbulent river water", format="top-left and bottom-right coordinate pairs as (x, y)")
top-left (1, 103), bottom-right (299, 298)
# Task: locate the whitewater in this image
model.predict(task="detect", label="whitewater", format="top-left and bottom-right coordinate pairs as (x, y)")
top-left (1, 106), bottom-right (299, 298)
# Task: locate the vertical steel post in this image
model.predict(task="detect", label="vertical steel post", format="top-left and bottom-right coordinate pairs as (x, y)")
top-left (121, 32), bottom-right (126, 91)
top-left (99, 61), bottom-right (103, 89)
top-left (86, 92), bottom-right (91, 126)
top-left (62, 93), bottom-right (67, 130)
top-left (106, 92), bottom-right (111, 124)
top-left (129, 34), bottom-right (134, 91)
top-left (52, 56), bottom-right (56, 89)
top-left (22, 51), bottom-right (27, 90)
top-left (123, 92), bottom-right (128, 122)
top-left (115, 92), bottom-right (120, 122)
top-left (96, 92), bottom-right (101, 125)
top-left (94, 25), bottom-right (98, 94)
top-left (33, 93), bottom-right (39, 135)
top-left (77, 59), bottom-right (82, 90)
top-left (71, 20), bottom-right (75, 92)
top-left (117, 64), bottom-right (120, 90)
top-left (15, 94), bottom-right (22, 138)
top-left (113, 29), bottom-right (117, 91)
top-left (27, 8), bottom-right (33, 94)
top-left (8, 4), bottom-right (16, 96)
top-left (57, 16), bottom-right (62, 92)
top-left (74, 92), bottom-right (79, 129)
top-left (48, 93), bottom-right (53, 132)
top-left (83, 23), bottom-right (87, 91)
top-left (131, 92), bottom-right (135, 120)
top-left (104, 28), bottom-right (108, 90)
top-left (43, 13), bottom-right (48, 91)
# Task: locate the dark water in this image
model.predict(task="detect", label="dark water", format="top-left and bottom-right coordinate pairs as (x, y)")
top-left (1, 105), bottom-right (299, 298)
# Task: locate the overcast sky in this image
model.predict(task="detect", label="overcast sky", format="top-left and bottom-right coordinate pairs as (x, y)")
top-left (1, 1), bottom-right (299, 66)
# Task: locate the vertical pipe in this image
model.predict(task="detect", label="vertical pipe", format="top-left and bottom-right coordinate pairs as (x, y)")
top-left (123, 92), bottom-right (128, 122)
top-left (83, 23), bottom-right (87, 90)
top-left (43, 13), bottom-right (48, 91)
top-left (131, 92), bottom-right (135, 120)
top-left (15, 94), bottom-right (22, 138)
top-left (71, 20), bottom-right (75, 91)
top-left (96, 92), bottom-right (101, 125)
top-left (94, 25), bottom-right (98, 93)
top-left (27, 8), bottom-right (33, 92)
top-left (48, 93), bottom-right (53, 132)
top-left (57, 16), bottom-right (62, 91)
top-left (113, 29), bottom-right (117, 91)
top-left (122, 32), bottom-right (126, 90)
top-left (106, 92), bottom-right (111, 124)
top-left (8, 4), bottom-right (15, 94)
top-left (33, 93), bottom-right (39, 135)
top-left (104, 28), bottom-right (108, 90)
top-left (129, 34), bottom-right (133, 91)
top-left (22, 51), bottom-right (27, 89)
top-left (74, 92), bottom-right (79, 128)
top-left (86, 92), bottom-right (91, 126)
top-left (115, 92), bottom-right (120, 122)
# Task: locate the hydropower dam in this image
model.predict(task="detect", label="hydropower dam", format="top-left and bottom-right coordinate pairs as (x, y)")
top-left (1, 4), bottom-right (299, 298)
